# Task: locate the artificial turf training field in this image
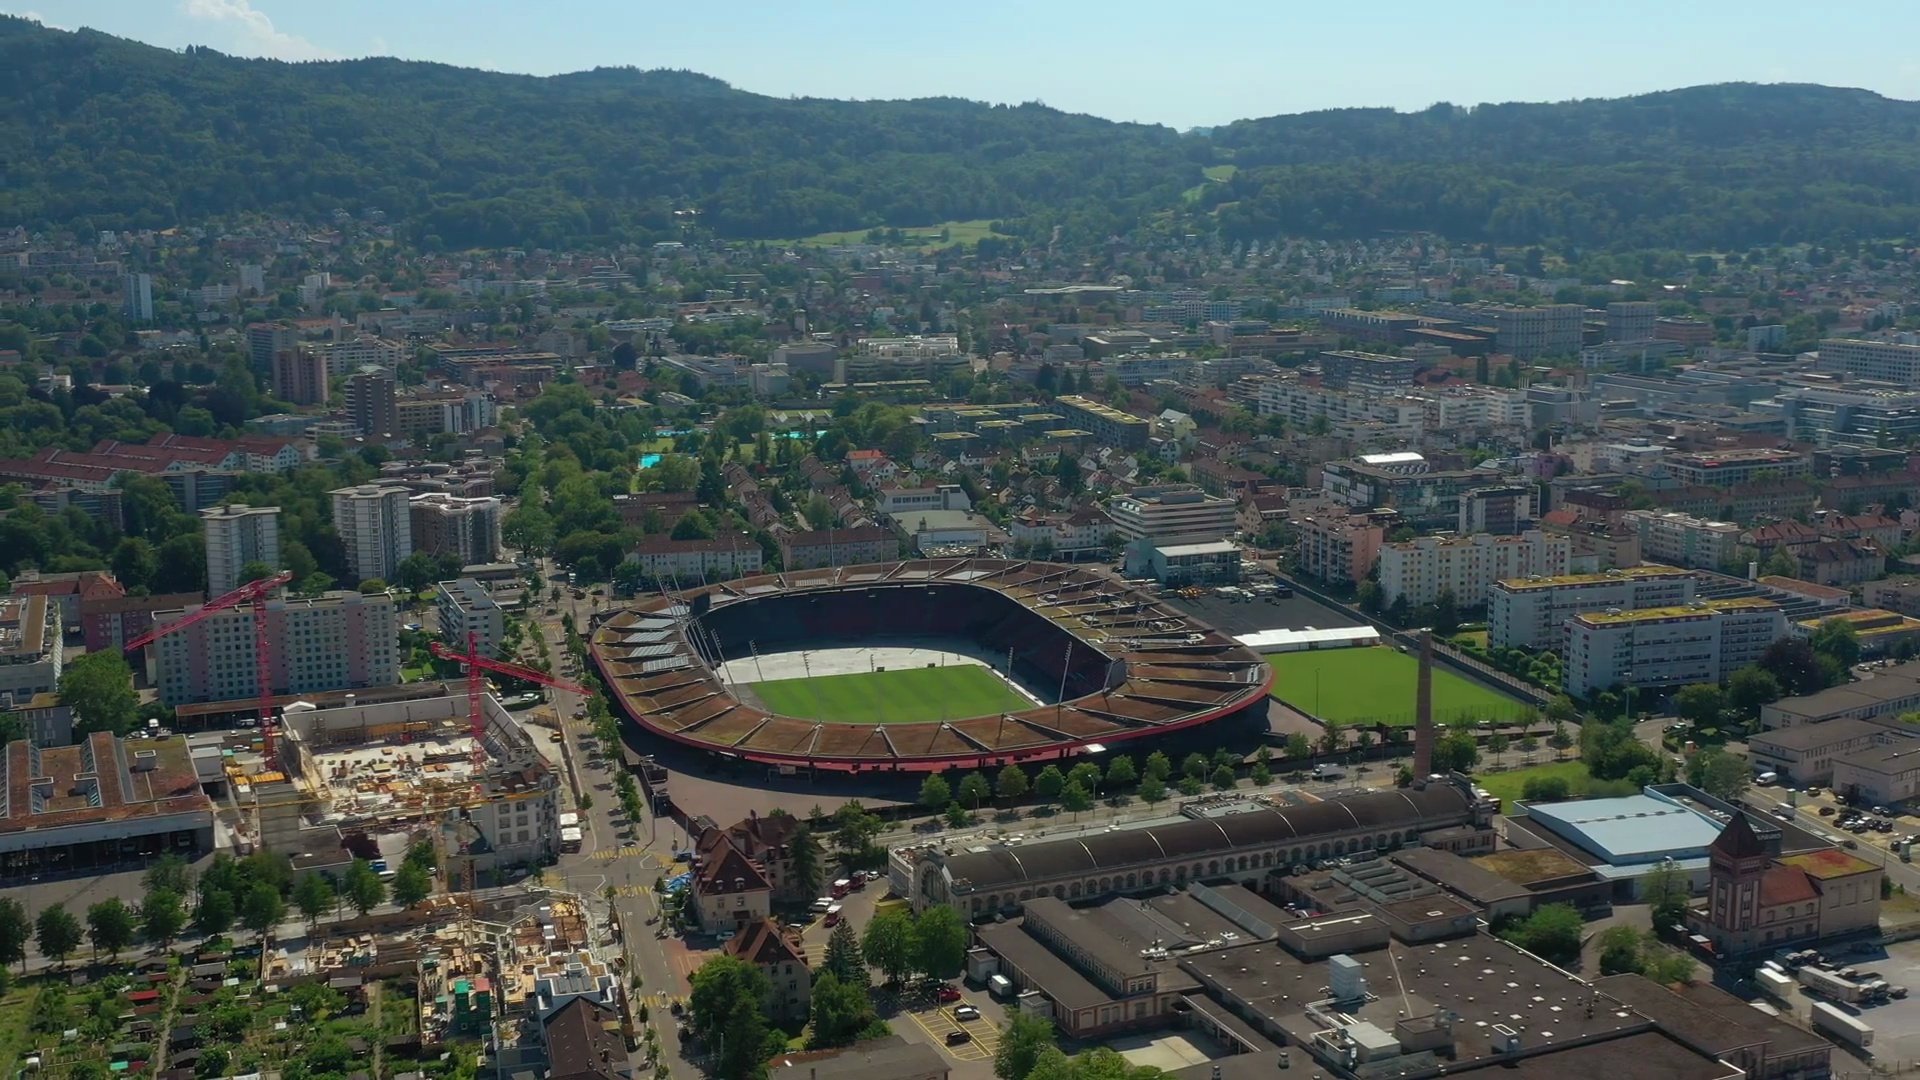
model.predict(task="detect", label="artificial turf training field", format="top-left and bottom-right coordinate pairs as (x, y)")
top-left (1267, 645), bottom-right (1531, 726)
top-left (747, 664), bottom-right (1032, 724)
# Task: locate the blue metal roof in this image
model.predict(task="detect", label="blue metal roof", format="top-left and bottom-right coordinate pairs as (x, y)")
top-left (1524, 794), bottom-right (1726, 865)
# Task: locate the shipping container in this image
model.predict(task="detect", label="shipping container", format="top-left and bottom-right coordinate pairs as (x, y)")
top-left (1799, 965), bottom-right (1867, 1003)
top-left (1757, 968), bottom-right (1794, 1000)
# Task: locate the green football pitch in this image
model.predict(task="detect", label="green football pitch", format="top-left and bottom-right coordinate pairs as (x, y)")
top-left (748, 665), bottom-right (1033, 724)
top-left (1267, 646), bottom-right (1530, 727)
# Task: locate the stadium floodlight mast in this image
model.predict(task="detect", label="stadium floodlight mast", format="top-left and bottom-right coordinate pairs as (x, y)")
top-left (1057, 641), bottom-right (1074, 723)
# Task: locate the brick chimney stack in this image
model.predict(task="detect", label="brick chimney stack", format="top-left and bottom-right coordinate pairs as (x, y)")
top-left (1413, 630), bottom-right (1435, 781)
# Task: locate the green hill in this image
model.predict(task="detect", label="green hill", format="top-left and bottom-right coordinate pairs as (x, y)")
top-left (6, 16), bottom-right (1920, 251)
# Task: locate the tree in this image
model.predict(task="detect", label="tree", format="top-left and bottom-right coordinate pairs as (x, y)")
top-left (788, 826), bottom-right (824, 896)
top-left (861, 909), bottom-right (916, 985)
top-left (958, 771), bottom-right (991, 809)
top-left (403, 840), bottom-right (438, 874)
top-left (1211, 763), bottom-right (1237, 790)
top-left (946, 802), bottom-right (971, 828)
top-left (822, 919), bottom-right (868, 989)
top-left (914, 906), bottom-right (969, 979)
top-left (0, 897), bottom-right (27, 970)
top-left (1431, 589), bottom-right (1460, 636)
top-left (241, 881), bottom-right (285, 946)
top-left (86, 899), bottom-right (136, 959)
top-left (1727, 665), bottom-right (1782, 717)
top-left (394, 552), bottom-right (443, 594)
top-left (1033, 764), bottom-right (1066, 802)
top-left (1811, 617), bottom-right (1862, 670)
top-left (997, 1013), bottom-right (1058, 1080)
top-left (1688, 746), bottom-right (1752, 801)
top-left (1547, 722), bottom-right (1574, 760)
top-left (1598, 925), bottom-right (1644, 975)
top-left (59, 651), bottom-right (140, 736)
top-left (36, 905), bottom-right (81, 964)
top-left (1759, 637), bottom-right (1834, 696)
top-left (237, 561), bottom-right (278, 588)
top-left (1431, 730), bottom-right (1479, 773)
top-left (343, 859), bottom-right (386, 916)
top-left (1069, 762), bottom-right (1102, 794)
top-left (1488, 733), bottom-right (1510, 763)
top-left (688, 955), bottom-right (780, 1080)
top-left (1642, 860), bottom-right (1690, 929)
top-left (1106, 756), bottom-right (1137, 789)
top-left (193, 888), bottom-right (234, 938)
top-left (918, 773), bottom-right (952, 809)
top-left (996, 764), bottom-right (1029, 802)
top-left (831, 801), bottom-right (883, 859)
top-left (1061, 780), bottom-right (1093, 816)
top-left (1544, 695), bottom-right (1579, 726)
top-left (139, 890), bottom-right (186, 947)
top-left (1182, 753), bottom-right (1208, 780)
top-left (392, 863), bottom-right (433, 907)
top-left (1139, 775), bottom-right (1166, 803)
top-left (1284, 732), bottom-right (1312, 760)
top-left (808, 972), bottom-right (881, 1048)
top-left (144, 854), bottom-right (193, 898)
top-left (1673, 683), bottom-right (1726, 728)
top-left (1500, 903), bottom-right (1583, 963)
top-left (294, 873), bottom-right (335, 929)
top-left (1522, 775), bottom-right (1572, 802)
top-left (1251, 760), bottom-right (1272, 786)
top-left (1142, 751), bottom-right (1172, 782)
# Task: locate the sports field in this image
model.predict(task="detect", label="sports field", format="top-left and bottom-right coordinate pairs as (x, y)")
top-left (748, 665), bottom-right (1032, 724)
top-left (1267, 646), bottom-right (1530, 727)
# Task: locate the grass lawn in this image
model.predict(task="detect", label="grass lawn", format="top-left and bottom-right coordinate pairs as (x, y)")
top-left (1202, 164), bottom-right (1238, 181)
top-left (1473, 761), bottom-right (1593, 807)
top-left (793, 218), bottom-right (1006, 247)
top-left (0, 983), bottom-right (38, 1079)
top-left (1267, 646), bottom-right (1530, 727)
top-left (749, 665), bottom-right (1030, 724)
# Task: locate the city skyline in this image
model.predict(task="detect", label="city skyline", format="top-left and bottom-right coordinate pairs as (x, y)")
top-left (10, 0), bottom-right (1920, 129)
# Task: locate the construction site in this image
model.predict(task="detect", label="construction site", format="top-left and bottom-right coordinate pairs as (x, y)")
top-left (211, 692), bottom-right (562, 887)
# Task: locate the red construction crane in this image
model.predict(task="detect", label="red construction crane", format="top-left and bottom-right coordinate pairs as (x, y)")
top-left (430, 631), bottom-right (589, 766)
top-left (125, 570), bottom-right (298, 770)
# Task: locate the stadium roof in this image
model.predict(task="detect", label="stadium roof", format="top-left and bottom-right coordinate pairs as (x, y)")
top-left (1235, 627), bottom-right (1379, 652)
top-left (1522, 793), bottom-right (1727, 865)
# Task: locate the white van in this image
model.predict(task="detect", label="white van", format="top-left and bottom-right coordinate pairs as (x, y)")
top-left (1755, 772), bottom-right (1778, 786)
top-left (809, 897), bottom-right (834, 913)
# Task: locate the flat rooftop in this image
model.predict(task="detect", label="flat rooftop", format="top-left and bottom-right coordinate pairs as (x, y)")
top-left (1522, 793), bottom-right (1726, 863)
top-left (1573, 598), bottom-right (1776, 626)
top-left (1182, 933), bottom-right (1654, 1070)
top-left (1495, 564), bottom-right (1690, 591)
top-left (0, 733), bottom-right (212, 836)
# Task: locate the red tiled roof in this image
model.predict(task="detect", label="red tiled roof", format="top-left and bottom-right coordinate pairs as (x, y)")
top-left (1758, 864), bottom-right (1820, 907)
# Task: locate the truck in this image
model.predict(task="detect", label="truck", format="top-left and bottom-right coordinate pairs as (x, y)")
top-left (1799, 965), bottom-right (1867, 1003)
top-left (1756, 968), bottom-right (1794, 1001)
top-left (1811, 1002), bottom-right (1874, 1050)
top-left (987, 974), bottom-right (1013, 999)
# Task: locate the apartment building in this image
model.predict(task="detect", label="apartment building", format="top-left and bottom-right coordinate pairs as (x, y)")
top-left (408, 493), bottom-right (501, 566)
top-left (1563, 599), bottom-right (1785, 697)
top-left (1378, 530), bottom-right (1571, 609)
top-left (310, 338), bottom-right (406, 379)
top-left (1604, 301), bottom-right (1657, 343)
top-left (201, 504), bottom-right (282, 595)
top-left (1292, 510), bottom-right (1390, 585)
top-left (1053, 395), bottom-right (1150, 450)
top-left (122, 273), bottom-right (153, 322)
top-left (1457, 485), bottom-right (1533, 536)
top-left (1255, 378), bottom-right (1427, 441)
top-left (1767, 384), bottom-right (1920, 448)
top-left (1105, 485), bottom-right (1238, 545)
top-left (345, 367), bottom-right (397, 438)
top-left (1487, 304), bottom-right (1584, 360)
top-left (1317, 308), bottom-right (1422, 345)
top-left (1816, 338), bottom-right (1920, 386)
top-left (1319, 458), bottom-right (1497, 529)
top-left (1008, 509), bottom-right (1115, 559)
top-left (435, 578), bottom-right (504, 657)
top-left (778, 526), bottom-right (897, 570)
top-left (246, 322), bottom-right (299, 371)
top-left (625, 534), bottom-right (764, 585)
top-left (148, 590), bottom-right (399, 706)
top-left (270, 349), bottom-right (329, 406)
top-left (876, 484), bottom-right (972, 518)
top-left (330, 484), bottom-right (413, 584)
top-left (1663, 447), bottom-right (1811, 488)
top-left (0, 596), bottom-right (62, 708)
top-left (1489, 566), bottom-right (1697, 650)
top-left (1620, 510), bottom-right (1742, 571)
top-left (1319, 350), bottom-right (1419, 391)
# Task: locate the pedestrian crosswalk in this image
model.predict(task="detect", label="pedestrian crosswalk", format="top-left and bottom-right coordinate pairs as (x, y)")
top-left (612, 884), bottom-right (653, 898)
top-left (591, 846), bottom-right (652, 861)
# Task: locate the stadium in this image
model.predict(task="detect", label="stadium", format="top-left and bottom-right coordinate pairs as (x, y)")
top-left (588, 559), bottom-right (1273, 773)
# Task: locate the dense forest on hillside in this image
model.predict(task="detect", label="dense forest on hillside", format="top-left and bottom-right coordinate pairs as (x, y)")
top-left (7, 17), bottom-right (1920, 251)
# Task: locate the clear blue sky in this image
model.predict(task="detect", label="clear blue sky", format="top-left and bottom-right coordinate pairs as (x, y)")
top-left (14, 0), bottom-right (1920, 128)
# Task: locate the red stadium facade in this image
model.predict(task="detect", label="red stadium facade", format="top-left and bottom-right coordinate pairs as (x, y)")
top-left (589, 559), bottom-right (1273, 773)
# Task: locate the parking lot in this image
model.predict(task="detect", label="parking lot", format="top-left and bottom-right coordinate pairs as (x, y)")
top-left (1766, 938), bottom-right (1920, 1064)
top-left (902, 998), bottom-right (1002, 1062)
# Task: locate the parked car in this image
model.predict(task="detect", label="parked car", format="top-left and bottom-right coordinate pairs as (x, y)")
top-left (954, 1005), bottom-right (980, 1022)
top-left (946, 1030), bottom-right (972, 1045)
top-left (935, 986), bottom-right (963, 1003)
